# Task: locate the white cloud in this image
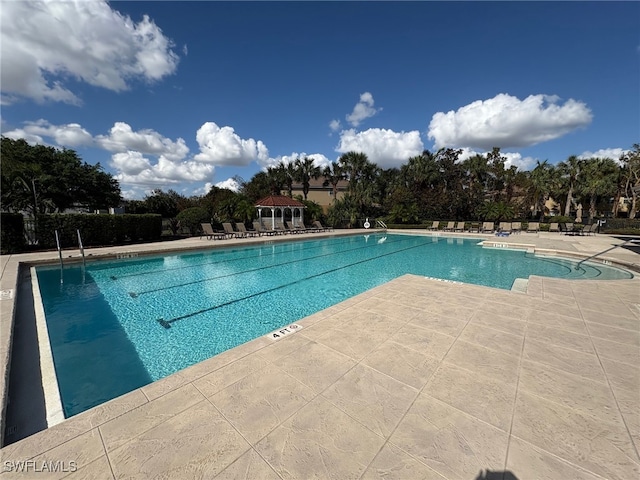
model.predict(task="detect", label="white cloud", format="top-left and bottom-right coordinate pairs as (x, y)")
top-left (329, 119), bottom-right (342, 133)
top-left (428, 93), bottom-right (593, 150)
top-left (191, 182), bottom-right (214, 196)
top-left (456, 147), bottom-right (537, 171)
top-left (346, 92), bottom-right (381, 127)
top-left (96, 122), bottom-right (189, 161)
top-left (3, 128), bottom-right (45, 145)
top-left (502, 152), bottom-right (537, 171)
top-left (195, 122), bottom-right (269, 166)
top-left (3, 119), bottom-right (93, 147)
top-left (579, 148), bottom-right (628, 164)
top-left (0, 0), bottom-right (179, 104)
top-left (336, 128), bottom-right (424, 169)
top-left (215, 178), bottom-right (241, 192)
top-left (111, 151), bottom-right (214, 186)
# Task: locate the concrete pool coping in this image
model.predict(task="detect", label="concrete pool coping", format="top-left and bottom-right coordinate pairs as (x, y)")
top-left (0, 229), bottom-right (638, 478)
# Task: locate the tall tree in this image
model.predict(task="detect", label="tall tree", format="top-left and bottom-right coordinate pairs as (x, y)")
top-left (556, 155), bottom-right (581, 216)
top-left (1, 137), bottom-right (121, 215)
top-left (240, 171), bottom-right (272, 201)
top-left (338, 151), bottom-right (380, 216)
top-left (619, 144), bottom-right (640, 218)
top-left (322, 161), bottom-right (346, 202)
top-left (265, 165), bottom-right (286, 195)
top-left (294, 156), bottom-right (321, 200)
top-left (275, 161), bottom-right (296, 197)
top-left (578, 157), bottom-right (619, 220)
top-left (486, 147), bottom-right (507, 201)
top-left (526, 160), bottom-right (556, 220)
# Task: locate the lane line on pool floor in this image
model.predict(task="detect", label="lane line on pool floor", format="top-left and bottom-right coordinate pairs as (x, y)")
top-left (155, 238), bottom-right (439, 328)
top-left (131, 235), bottom-right (415, 298)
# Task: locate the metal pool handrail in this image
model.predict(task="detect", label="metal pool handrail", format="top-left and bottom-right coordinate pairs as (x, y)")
top-left (575, 238), bottom-right (639, 270)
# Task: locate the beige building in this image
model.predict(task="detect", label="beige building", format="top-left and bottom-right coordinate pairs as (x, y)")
top-left (282, 178), bottom-right (349, 212)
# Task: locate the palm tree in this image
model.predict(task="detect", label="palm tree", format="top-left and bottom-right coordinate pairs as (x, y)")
top-left (338, 151), bottom-right (379, 216)
top-left (338, 151), bottom-right (370, 186)
top-left (556, 155), bottom-right (581, 216)
top-left (322, 161), bottom-right (346, 202)
top-left (276, 161), bottom-right (296, 197)
top-left (620, 144), bottom-right (640, 218)
top-left (527, 160), bottom-right (556, 220)
top-left (265, 166), bottom-right (286, 195)
top-left (578, 157), bottom-right (619, 221)
top-left (294, 157), bottom-right (321, 200)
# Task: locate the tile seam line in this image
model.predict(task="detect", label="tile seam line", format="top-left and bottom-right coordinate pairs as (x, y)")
top-left (578, 299), bottom-right (640, 462)
top-left (508, 432), bottom-right (611, 480)
top-left (504, 321), bottom-right (528, 472)
top-left (199, 367), bottom-right (311, 480)
top-left (96, 426), bottom-right (116, 480)
top-left (355, 302), bottom-right (482, 475)
top-left (98, 391), bottom-right (208, 455)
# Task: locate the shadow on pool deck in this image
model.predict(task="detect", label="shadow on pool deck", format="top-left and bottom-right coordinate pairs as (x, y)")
top-left (2, 268), bottom-right (47, 445)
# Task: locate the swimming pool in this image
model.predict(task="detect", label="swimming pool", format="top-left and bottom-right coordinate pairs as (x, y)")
top-left (35, 233), bottom-right (632, 416)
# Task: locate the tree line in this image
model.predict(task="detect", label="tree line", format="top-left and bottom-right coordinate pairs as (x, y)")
top-left (2, 136), bottom-right (639, 232)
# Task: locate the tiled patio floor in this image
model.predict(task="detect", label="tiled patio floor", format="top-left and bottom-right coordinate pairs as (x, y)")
top-left (1, 230), bottom-right (638, 479)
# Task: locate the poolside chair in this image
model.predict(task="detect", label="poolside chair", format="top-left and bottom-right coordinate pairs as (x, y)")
top-left (584, 223), bottom-right (598, 235)
top-left (482, 222), bottom-right (495, 233)
top-left (200, 223), bottom-right (227, 240)
top-left (222, 222), bottom-right (243, 239)
top-left (498, 222), bottom-right (512, 233)
top-left (303, 222), bottom-right (321, 233)
top-left (549, 222), bottom-right (560, 233)
top-left (275, 220), bottom-right (293, 234)
top-left (560, 223), bottom-right (578, 235)
top-left (454, 221), bottom-right (466, 232)
top-left (236, 223), bottom-right (259, 237)
top-left (286, 221), bottom-right (306, 234)
top-left (469, 222), bottom-right (481, 233)
top-left (443, 221), bottom-right (455, 232)
top-left (511, 222), bottom-right (521, 234)
top-left (253, 221), bottom-right (277, 236)
top-left (526, 222), bottom-right (540, 233)
top-left (426, 221), bottom-right (438, 231)
top-left (313, 220), bottom-right (332, 232)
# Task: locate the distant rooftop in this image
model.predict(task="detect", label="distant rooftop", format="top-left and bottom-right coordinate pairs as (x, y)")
top-left (255, 195), bottom-right (305, 207)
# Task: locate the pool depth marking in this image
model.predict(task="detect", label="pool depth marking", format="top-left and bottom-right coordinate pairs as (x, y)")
top-left (154, 237), bottom-right (439, 329)
top-left (132, 235), bottom-right (415, 298)
top-left (265, 323), bottom-right (303, 340)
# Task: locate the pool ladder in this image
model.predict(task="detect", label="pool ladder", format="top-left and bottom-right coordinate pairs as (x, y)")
top-left (575, 238), bottom-right (639, 270)
top-left (54, 229), bottom-right (86, 271)
top-left (376, 220), bottom-right (388, 229)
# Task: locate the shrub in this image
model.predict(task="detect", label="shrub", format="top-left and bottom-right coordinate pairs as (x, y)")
top-left (601, 218), bottom-right (640, 233)
top-left (35, 214), bottom-right (162, 248)
top-left (176, 207), bottom-right (209, 235)
top-left (1, 213), bottom-right (25, 253)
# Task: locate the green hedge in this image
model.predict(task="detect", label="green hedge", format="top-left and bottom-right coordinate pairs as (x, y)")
top-left (35, 214), bottom-right (162, 249)
top-left (1, 213), bottom-right (25, 254)
top-left (601, 218), bottom-right (640, 233)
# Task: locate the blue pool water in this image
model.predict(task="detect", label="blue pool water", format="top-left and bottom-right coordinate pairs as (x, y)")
top-left (36, 233), bottom-right (632, 416)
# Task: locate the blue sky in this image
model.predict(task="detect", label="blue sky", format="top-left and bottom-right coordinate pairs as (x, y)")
top-left (2, 1), bottom-right (638, 199)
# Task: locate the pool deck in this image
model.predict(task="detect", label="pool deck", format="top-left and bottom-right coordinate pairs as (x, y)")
top-left (0, 229), bottom-right (638, 479)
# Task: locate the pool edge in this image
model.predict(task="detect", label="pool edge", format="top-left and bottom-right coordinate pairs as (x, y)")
top-left (30, 267), bottom-right (65, 427)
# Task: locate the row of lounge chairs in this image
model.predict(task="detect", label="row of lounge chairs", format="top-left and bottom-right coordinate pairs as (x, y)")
top-left (425, 221), bottom-right (598, 235)
top-left (426, 221), bottom-right (525, 234)
top-left (201, 221), bottom-right (332, 240)
top-left (549, 222), bottom-right (599, 235)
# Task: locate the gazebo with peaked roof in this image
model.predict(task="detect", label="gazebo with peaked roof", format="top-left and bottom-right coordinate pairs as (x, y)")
top-left (255, 195), bottom-right (305, 229)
